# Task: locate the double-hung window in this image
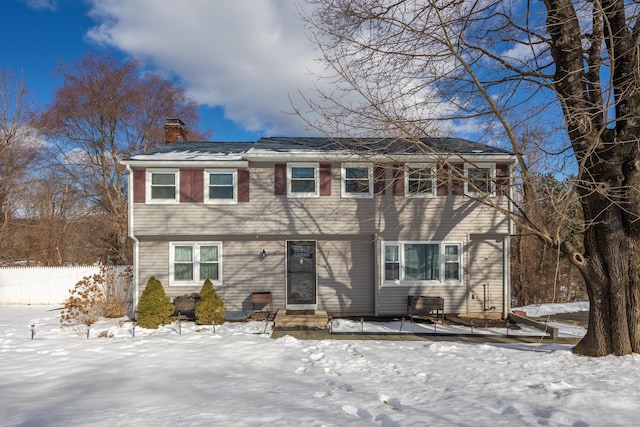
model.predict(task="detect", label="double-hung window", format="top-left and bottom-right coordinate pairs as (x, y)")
top-left (405, 164), bottom-right (435, 197)
top-left (205, 169), bottom-right (237, 204)
top-left (170, 242), bottom-right (221, 285)
top-left (383, 242), bottom-right (462, 285)
top-left (147, 169), bottom-right (179, 204)
top-left (342, 164), bottom-right (373, 197)
top-left (288, 163), bottom-right (319, 197)
top-left (465, 164), bottom-right (495, 196)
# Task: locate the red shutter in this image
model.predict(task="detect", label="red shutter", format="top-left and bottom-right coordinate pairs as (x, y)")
top-left (274, 163), bottom-right (286, 195)
top-left (191, 170), bottom-right (203, 202)
top-left (392, 164), bottom-right (404, 196)
top-left (180, 170), bottom-right (203, 202)
top-left (180, 170), bottom-right (192, 202)
top-left (320, 164), bottom-right (331, 196)
top-left (496, 163), bottom-right (509, 196)
top-left (133, 169), bottom-right (145, 203)
top-left (437, 163), bottom-right (449, 196)
top-left (451, 163), bottom-right (465, 195)
top-left (374, 166), bottom-right (386, 195)
top-left (238, 169), bottom-right (250, 202)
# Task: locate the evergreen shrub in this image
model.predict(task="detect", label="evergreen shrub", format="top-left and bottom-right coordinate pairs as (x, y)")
top-left (195, 278), bottom-right (226, 325)
top-left (136, 276), bottom-right (175, 329)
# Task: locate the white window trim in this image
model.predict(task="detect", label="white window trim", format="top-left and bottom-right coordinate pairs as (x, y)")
top-left (404, 163), bottom-right (436, 198)
top-left (287, 162), bottom-right (320, 198)
top-left (146, 169), bottom-right (180, 204)
top-left (382, 241), bottom-right (463, 286)
top-left (341, 163), bottom-right (373, 198)
top-left (464, 163), bottom-right (496, 197)
top-left (204, 169), bottom-right (237, 204)
top-left (169, 242), bottom-right (222, 286)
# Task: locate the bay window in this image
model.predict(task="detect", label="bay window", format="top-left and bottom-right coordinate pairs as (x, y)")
top-left (383, 242), bottom-right (462, 285)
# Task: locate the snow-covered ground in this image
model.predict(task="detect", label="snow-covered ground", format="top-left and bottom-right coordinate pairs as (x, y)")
top-left (2, 302), bottom-right (638, 427)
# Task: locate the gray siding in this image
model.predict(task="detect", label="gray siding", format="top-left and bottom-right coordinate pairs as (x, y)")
top-left (132, 163), bottom-right (509, 241)
top-left (133, 162), bottom-right (511, 316)
top-left (317, 238), bottom-right (375, 315)
top-left (137, 237), bottom-right (376, 315)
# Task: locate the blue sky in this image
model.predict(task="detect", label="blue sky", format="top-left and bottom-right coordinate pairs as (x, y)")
top-left (2, 0), bottom-right (326, 141)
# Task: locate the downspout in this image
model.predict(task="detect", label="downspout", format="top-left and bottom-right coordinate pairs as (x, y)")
top-left (503, 162), bottom-right (515, 318)
top-left (374, 233), bottom-right (379, 316)
top-left (125, 164), bottom-right (140, 317)
top-left (503, 235), bottom-right (511, 318)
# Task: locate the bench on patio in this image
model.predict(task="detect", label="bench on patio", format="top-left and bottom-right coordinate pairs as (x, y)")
top-left (407, 295), bottom-right (445, 323)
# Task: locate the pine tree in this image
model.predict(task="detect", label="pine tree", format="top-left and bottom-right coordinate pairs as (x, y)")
top-left (195, 279), bottom-right (226, 325)
top-left (136, 276), bottom-right (175, 329)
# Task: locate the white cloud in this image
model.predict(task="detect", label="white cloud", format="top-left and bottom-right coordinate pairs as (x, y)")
top-left (86, 0), bottom-right (324, 136)
top-left (23, 0), bottom-right (57, 11)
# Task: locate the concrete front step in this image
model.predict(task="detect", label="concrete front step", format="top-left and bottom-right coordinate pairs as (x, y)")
top-left (274, 310), bottom-right (330, 330)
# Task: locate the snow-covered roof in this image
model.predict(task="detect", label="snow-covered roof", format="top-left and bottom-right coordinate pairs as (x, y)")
top-left (122, 137), bottom-right (514, 165)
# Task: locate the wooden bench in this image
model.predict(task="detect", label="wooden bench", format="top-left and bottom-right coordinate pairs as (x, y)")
top-left (223, 292), bottom-right (274, 322)
top-left (407, 295), bottom-right (444, 323)
top-left (250, 291), bottom-right (273, 313)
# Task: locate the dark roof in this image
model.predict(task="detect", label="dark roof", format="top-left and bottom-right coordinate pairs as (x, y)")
top-left (253, 137), bottom-right (512, 155)
top-left (124, 137), bottom-right (512, 161)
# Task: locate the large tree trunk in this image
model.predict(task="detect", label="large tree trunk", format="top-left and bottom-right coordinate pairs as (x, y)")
top-left (545, 0), bottom-right (640, 356)
top-left (566, 142), bottom-right (640, 356)
top-left (569, 232), bottom-right (637, 356)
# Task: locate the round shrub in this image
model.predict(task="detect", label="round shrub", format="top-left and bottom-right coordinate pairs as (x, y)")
top-left (137, 276), bottom-right (175, 329)
top-left (195, 279), bottom-right (226, 325)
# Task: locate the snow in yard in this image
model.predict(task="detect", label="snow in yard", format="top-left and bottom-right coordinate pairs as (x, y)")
top-left (1, 303), bottom-right (638, 427)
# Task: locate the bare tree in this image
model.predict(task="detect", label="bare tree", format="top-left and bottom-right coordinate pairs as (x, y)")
top-left (39, 53), bottom-right (203, 265)
top-left (512, 174), bottom-right (586, 305)
top-left (0, 70), bottom-right (40, 263)
top-left (303, 0), bottom-right (640, 356)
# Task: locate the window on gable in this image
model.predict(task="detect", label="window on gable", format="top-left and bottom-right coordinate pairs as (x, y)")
top-left (405, 164), bottom-right (435, 197)
top-left (288, 163), bottom-right (319, 197)
top-left (465, 164), bottom-right (495, 196)
top-left (205, 170), bottom-right (237, 204)
top-left (342, 164), bottom-right (373, 197)
top-left (170, 242), bottom-right (221, 285)
top-left (147, 169), bottom-right (179, 204)
top-left (383, 242), bottom-right (462, 285)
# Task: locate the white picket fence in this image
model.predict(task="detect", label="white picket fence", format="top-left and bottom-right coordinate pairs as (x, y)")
top-left (0, 265), bottom-right (132, 305)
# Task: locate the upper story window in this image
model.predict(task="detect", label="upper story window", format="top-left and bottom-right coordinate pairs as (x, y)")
top-left (465, 164), bottom-right (495, 197)
top-left (205, 169), bottom-right (237, 204)
top-left (288, 163), bottom-right (319, 197)
top-left (342, 164), bottom-right (373, 198)
top-left (170, 242), bottom-right (221, 286)
top-left (383, 241), bottom-right (462, 285)
top-left (405, 164), bottom-right (436, 197)
top-left (146, 169), bottom-right (179, 204)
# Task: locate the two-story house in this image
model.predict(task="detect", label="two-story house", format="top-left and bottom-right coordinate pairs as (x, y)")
top-left (122, 119), bottom-right (516, 319)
